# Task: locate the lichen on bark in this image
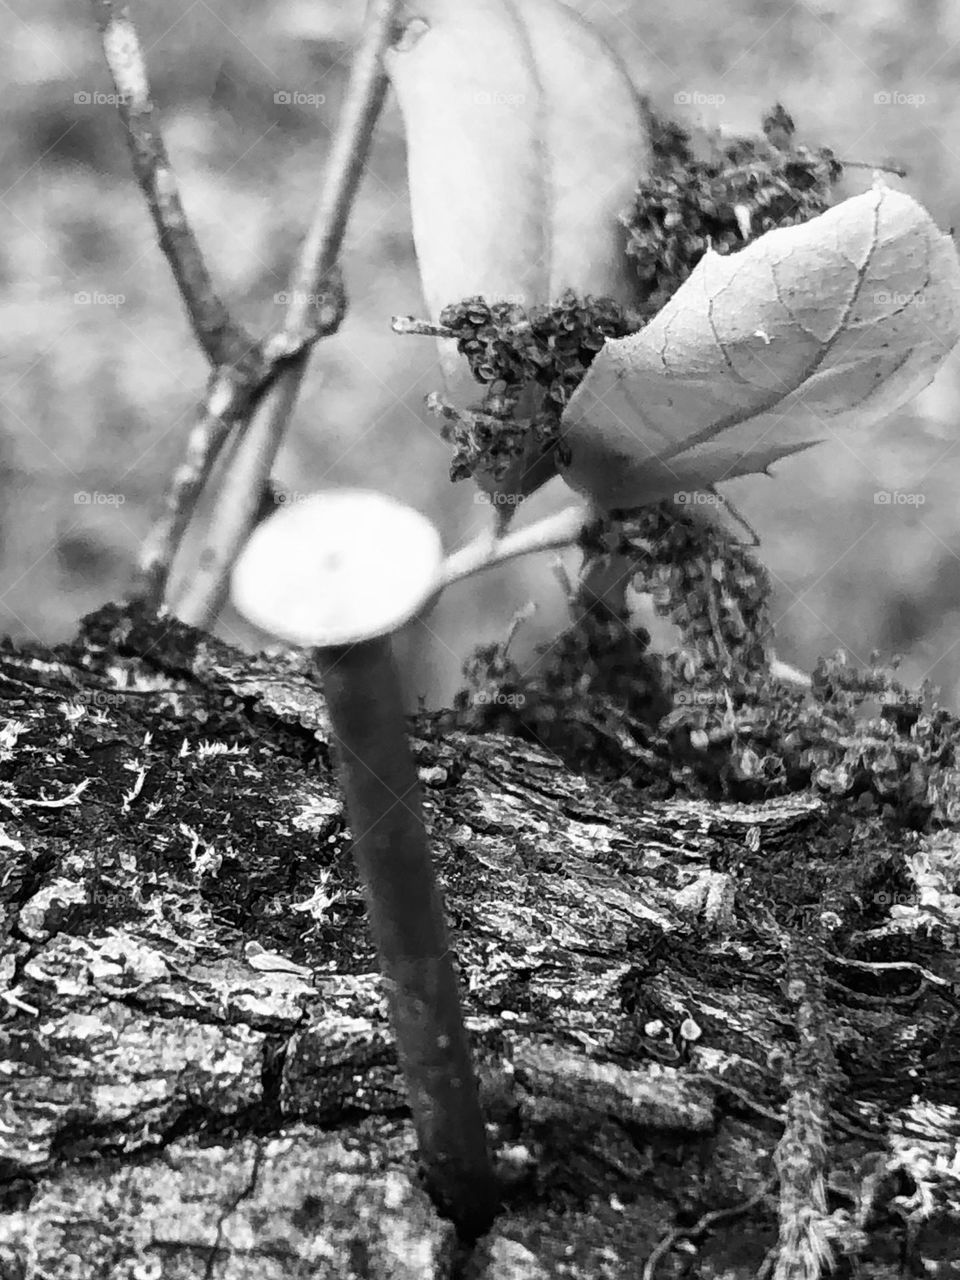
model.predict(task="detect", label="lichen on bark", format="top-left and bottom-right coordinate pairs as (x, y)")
top-left (0, 602), bottom-right (957, 1277)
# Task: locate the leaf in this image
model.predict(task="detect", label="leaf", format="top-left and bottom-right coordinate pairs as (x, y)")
top-left (559, 185), bottom-right (960, 510)
top-left (384, 0), bottom-right (650, 499)
top-left (384, 0), bottom-right (650, 321)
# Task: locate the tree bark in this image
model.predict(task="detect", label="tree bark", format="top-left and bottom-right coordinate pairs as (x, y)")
top-left (0, 602), bottom-right (957, 1279)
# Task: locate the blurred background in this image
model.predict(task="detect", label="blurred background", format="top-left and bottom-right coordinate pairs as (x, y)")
top-left (4, 0), bottom-right (960, 707)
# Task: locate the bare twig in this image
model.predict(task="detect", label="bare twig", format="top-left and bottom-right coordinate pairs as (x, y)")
top-left (168, 360), bottom-right (306, 627)
top-left (438, 503), bottom-right (592, 592)
top-left (641, 1178), bottom-right (776, 1280)
top-left (391, 315), bottom-right (458, 339)
top-left (171, 0), bottom-right (400, 629)
top-left (90, 0), bottom-right (275, 611)
top-left (136, 279), bottom-right (346, 612)
top-left (841, 159), bottom-right (908, 178)
top-left (137, 371), bottom-right (250, 611)
top-left (90, 0), bottom-right (258, 372)
top-left (94, 0), bottom-right (370, 615)
top-left (433, 505), bottom-right (814, 697)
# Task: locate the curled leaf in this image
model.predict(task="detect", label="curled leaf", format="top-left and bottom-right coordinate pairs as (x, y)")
top-left (385, 0), bottom-right (650, 498)
top-left (559, 185), bottom-right (960, 510)
top-left (385, 0), bottom-right (649, 318)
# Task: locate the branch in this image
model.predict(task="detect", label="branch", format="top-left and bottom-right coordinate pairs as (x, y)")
top-left (438, 503), bottom-right (591, 591)
top-left (89, 0), bottom-right (299, 612)
top-left (137, 371), bottom-right (249, 612)
top-left (171, 0), bottom-right (401, 629)
top-left (90, 0), bottom-right (258, 372)
top-left (391, 315), bottom-right (458, 339)
top-left (136, 282), bottom-right (347, 613)
top-left (435, 504), bottom-right (815, 689)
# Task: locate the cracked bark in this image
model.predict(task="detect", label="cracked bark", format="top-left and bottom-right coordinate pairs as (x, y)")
top-left (0, 603), bottom-right (957, 1279)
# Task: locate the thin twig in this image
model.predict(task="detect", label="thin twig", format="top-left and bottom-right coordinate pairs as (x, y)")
top-left (438, 503), bottom-right (592, 591)
top-left (392, 315), bottom-right (459, 339)
top-left (841, 159), bottom-right (907, 178)
top-left (90, 0), bottom-right (258, 372)
top-left (171, 0), bottom-right (400, 629)
top-left (136, 280), bottom-right (346, 612)
top-left (434, 505), bottom-right (813, 699)
top-left (137, 371), bottom-right (250, 611)
top-left (90, 0), bottom-right (273, 611)
top-left (168, 363), bottom-right (308, 627)
top-left (642, 1177), bottom-right (777, 1280)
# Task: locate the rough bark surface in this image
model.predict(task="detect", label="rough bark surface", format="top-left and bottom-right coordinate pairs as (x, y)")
top-left (0, 603), bottom-right (958, 1279)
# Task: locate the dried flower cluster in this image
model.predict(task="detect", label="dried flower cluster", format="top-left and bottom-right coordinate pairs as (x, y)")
top-left (428, 106), bottom-right (843, 488)
top-left (626, 103), bottom-right (844, 316)
top-left (438, 106), bottom-right (960, 832)
top-left (455, 503), bottom-right (960, 827)
top-left (431, 292), bottom-right (635, 482)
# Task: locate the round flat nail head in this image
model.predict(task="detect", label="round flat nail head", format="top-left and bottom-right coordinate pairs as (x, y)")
top-left (231, 488), bottom-right (444, 646)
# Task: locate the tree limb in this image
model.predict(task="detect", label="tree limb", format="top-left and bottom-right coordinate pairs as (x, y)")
top-left (171, 0), bottom-right (401, 629)
top-left (90, 0), bottom-right (258, 373)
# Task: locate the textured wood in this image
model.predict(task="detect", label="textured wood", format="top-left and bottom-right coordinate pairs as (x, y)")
top-left (0, 602), bottom-right (957, 1278)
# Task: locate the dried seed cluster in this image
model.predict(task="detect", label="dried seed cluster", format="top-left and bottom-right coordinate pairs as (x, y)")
top-left (438, 107), bottom-right (957, 826)
top-left (429, 105), bottom-right (843, 488)
top-left (627, 103), bottom-right (844, 316)
top-left (455, 502), bottom-right (960, 825)
top-left (432, 292), bottom-right (634, 482)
